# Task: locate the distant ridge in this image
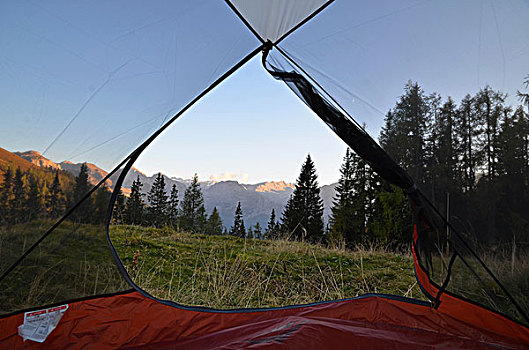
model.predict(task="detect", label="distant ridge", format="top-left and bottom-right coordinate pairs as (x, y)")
top-left (0, 147), bottom-right (74, 188)
top-left (15, 150), bottom-right (114, 189)
top-left (0, 147), bottom-right (39, 173)
top-left (255, 181), bottom-right (294, 193)
top-left (6, 149), bottom-right (337, 226)
top-left (13, 150), bottom-right (60, 170)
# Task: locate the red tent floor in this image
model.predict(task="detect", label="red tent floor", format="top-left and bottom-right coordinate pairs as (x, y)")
top-left (1, 290), bottom-right (528, 349)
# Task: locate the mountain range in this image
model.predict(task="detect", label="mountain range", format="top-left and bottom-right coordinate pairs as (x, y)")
top-left (8, 149), bottom-right (337, 227)
top-left (0, 147), bottom-right (75, 190)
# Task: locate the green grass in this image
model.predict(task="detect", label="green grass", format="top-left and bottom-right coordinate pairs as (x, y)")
top-left (110, 225), bottom-right (423, 309)
top-left (0, 220), bottom-right (127, 314)
top-left (2, 221), bottom-right (527, 325)
top-left (433, 249), bottom-right (529, 325)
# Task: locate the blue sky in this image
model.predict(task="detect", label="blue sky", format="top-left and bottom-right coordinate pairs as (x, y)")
top-left (134, 56), bottom-right (348, 185)
top-left (1, 1), bottom-right (528, 185)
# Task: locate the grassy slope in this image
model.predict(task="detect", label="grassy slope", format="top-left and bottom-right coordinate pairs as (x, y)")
top-left (2, 221), bottom-right (526, 324)
top-left (0, 147), bottom-right (74, 188)
top-left (0, 147), bottom-right (37, 173)
top-left (111, 225), bottom-right (424, 309)
top-left (0, 221), bottom-right (126, 314)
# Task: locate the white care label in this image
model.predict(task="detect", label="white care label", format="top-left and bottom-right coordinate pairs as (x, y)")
top-left (18, 304), bottom-right (68, 343)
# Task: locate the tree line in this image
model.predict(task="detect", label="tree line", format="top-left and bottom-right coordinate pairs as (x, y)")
top-left (328, 78), bottom-right (529, 249)
top-left (113, 172), bottom-right (281, 239)
top-left (0, 164), bottom-right (111, 225)
top-left (109, 150), bottom-right (410, 249)
top-left (379, 79), bottom-right (529, 246)
top-left (114, 173), bottom-right (227, 235)
top-left (276, 151), bottom-right (412, 249)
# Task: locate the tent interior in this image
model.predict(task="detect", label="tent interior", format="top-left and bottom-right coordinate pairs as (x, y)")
top-left (1, 0), bottom-right (529, 348)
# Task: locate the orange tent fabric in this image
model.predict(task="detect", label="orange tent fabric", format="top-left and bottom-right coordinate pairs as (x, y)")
top-left (1, 290), bottom-right (528, 349)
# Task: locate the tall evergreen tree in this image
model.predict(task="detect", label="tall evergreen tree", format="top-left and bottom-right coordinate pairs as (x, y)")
top-left (455, 94), bottom-right (481, 193)
top-left (112, 188), bottom-right (126, 224)
top-left (47, 171), bottom-right (65, 219)
top-left (146, 173), bottom-right (169, 228)
top-left (167, 184), bottom-right (179, 227)
top-left (496, 106), bottom-right (529, 239)
top-left (517, 75), bottom-right (529, 187)
top-left (11, 168), bottom-right (26, 223)
top-left (423, 93), bottom-right (441, 201)
top-left (437, 98), bottom-right (458, 187)
top-left (427, 97), bottom-right (460, 205)
top-left (281, 155), bottom-right (324, 242)
top-left (265, 208), bottom-right (279, 239)
top-left (473, 86), bottom-right (506, 182)
top-left (180, 174), bottom-right (206, 232)
top-left (497, 107), bottom-right (528, 182)
top-left (517, 74), bottom-right (529, 110)
top-left (124, 176), bottom-right (145, 225)
top-left (252, 222), bottom-right (262, 239)
top-left (93, 185), bottom-right (112, 224)
top-left (195, 205), bottom-right (207, 233)
top-left (205, 207), bottom-right (223, 235)
top-left (330, 148), bottom-right (372, 247)
top-left (467, 87), bottom-right (508, 240)
top-left (25, 174), bottom-right (43, 221)
top-left (369, 180), bottom-right (412, 248)
top-left (380, 81), bottom-right (429, 185)
top-left (0, 168), bottom-right (14, 224)
top-left (230, 202), bottom-right (246, 237)
top-left (70, 163), bottom-right (93, 223)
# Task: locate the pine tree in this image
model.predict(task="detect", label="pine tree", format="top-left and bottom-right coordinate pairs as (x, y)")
top-left (230, 202), bottom-right (246, 237)
top-left (124, 176), bottom-right (145, 225)
top-left (180, 173), bottom-right (206, 232)
top-left (12, 168), bottom-right (26, 223)
top-left (455, 94), bottom-right (481, 193)
top-left (112, 187), bottom-right (126, 224)
top-left (281, 155), bottom-right (324, 242)
top-left (380, 81), bottom-right (429, 185)
top-left (167, 184), bottom-right (179, 227)
top-left (424, 97), bottom-right (460, 209)
top-left (423, 93), bottom-right (442, 202)
top-left (146, 173), bottom-right (169, 228)
top-left (47, 171), bottom-right (65, 219)
top-left (473, 86), bottom-right (506, 182)
top-left (379, 110), bottom-right (395, 151)
top-left (437, 98), bottom-right (458, 190)
top-left (517, 75), bottom-right (529, 187)
top-left (252, 222), bottom-right (262, 239)
top-left (517, 74), bottom-right (529, 110)
top-left (25, 174), bottom-right (43, 221)
top-left (497, 107), bottom-right (527, 182)
top-left (93, 185), bottom-right (111, 224)
top-left (265, 209), bottom-right (279, 239)
top-left (330, 148), bottom-right (371, 247)
top-left (70, 163), bottom-right (94, 223)
top-left (495, 106), bottom-right (529, 243)
top-left (369, 180), bottom-right (412, 248)
top-left (205, 207), bottom-right (223, 235)
top-left (0, 168), bottom-right (14, 224)
top-left (195, 205), bottom-right (207, 233)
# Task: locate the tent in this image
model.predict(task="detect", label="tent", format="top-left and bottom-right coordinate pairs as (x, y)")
top-left (1, 0), bottom-right (529, 348)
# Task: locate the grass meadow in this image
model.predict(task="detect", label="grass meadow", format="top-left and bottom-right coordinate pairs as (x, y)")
top-left (1, 221), bottom-right (527, 326)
